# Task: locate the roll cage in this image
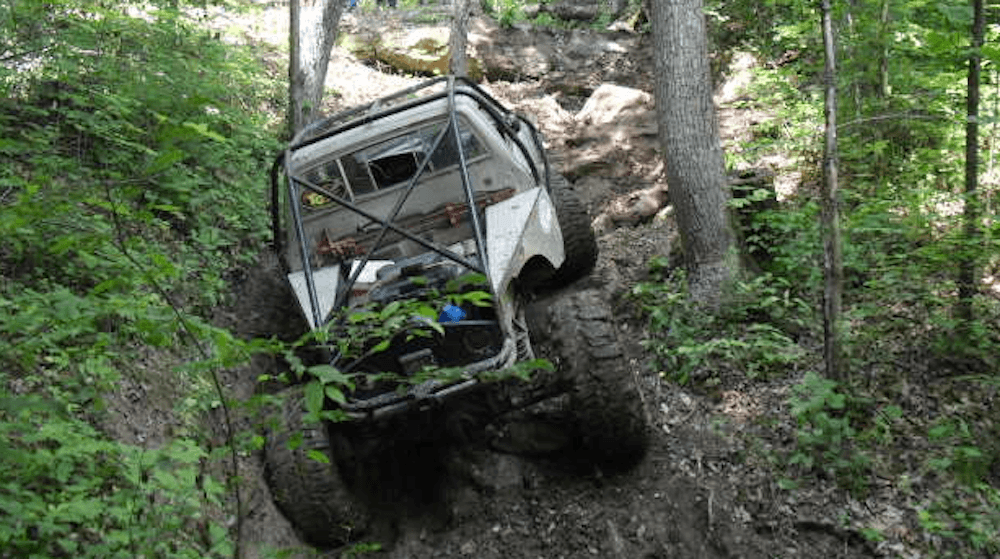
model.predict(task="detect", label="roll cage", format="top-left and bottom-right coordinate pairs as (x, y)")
top-left (269, 77), bottom-right (553, 389)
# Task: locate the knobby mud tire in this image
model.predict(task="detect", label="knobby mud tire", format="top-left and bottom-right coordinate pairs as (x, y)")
top-left (549, 176), bottom-right (598, 287)
top-left (529, 289), bottom-right (649, 470)
top-left (264, 387), bottom-right (369, 547)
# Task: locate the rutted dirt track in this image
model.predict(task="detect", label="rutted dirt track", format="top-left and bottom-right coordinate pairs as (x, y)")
top-left (203, 4), bottom-right (879, 559)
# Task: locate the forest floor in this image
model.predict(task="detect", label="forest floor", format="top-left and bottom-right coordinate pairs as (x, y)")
top-left (179, 3), bottom-right (934, 558)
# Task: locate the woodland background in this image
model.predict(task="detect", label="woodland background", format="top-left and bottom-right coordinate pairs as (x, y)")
top-left (2, 0), bottom-right (1000, 557)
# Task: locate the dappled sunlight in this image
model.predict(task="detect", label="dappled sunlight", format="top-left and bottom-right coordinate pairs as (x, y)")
top-left (718, 388), bottom-right (765, 424)
top-left (715, 52), bottom-right (804, 200)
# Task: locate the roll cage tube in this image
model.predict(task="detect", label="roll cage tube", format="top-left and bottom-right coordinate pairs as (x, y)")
top-left (286, 164), bottom-right (324, 328)
top-left (449, 77), bottom-right (490, 277)
top-left (328, 78), bottom-right (490, 315)
top-left (278, 77), bottom-right (502, 336)
top-left (269, 153), bottom-right (284, 255)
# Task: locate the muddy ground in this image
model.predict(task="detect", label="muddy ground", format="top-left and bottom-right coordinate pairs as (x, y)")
top-left (167, 3), bottom-right (892, 558)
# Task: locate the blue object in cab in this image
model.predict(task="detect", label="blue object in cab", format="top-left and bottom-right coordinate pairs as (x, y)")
top-left (438, 304), bottom-right (466, 323)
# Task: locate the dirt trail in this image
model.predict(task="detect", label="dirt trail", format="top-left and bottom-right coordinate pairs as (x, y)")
top-left (204, 5), bottom-right (878, 558)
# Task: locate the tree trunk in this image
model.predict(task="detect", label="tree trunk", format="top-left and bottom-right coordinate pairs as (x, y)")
top-left (289, 0), bottom-right (345, 135)
top-left (650, 0), bottom-right (736, 305)
top-left (608, 0), bottom-right (628, 18)
top-left (449, 0), bottom-right (471, 77)
top-left (820, 0), bottom-right (844, 380)
top-left (957, 0), bottom-right (983, 329)
top-left (877, 0), bottom-right (891, 98)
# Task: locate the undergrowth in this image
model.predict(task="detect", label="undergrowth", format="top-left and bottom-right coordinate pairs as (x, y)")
top-left (631, 258), bottom-right (813, 386)
top-left (1, 1), bottom-right (283, 556)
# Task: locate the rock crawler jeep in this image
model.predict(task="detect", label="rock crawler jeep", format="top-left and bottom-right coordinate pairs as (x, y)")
top-left (265, 76), bottom-right (648, 547)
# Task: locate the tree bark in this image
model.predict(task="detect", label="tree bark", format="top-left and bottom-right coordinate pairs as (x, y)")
top-left (608, 0), bottom-right (628, 18)
top-left (289, 0), bottom-right (345, 135)
top-left (650, 0), bottom-right (736, 305)
top-left (820, 0), bottom-right (844, 380)
top-left (877, 0), bottom-right (891, 98)
top-left (449, 0), bottom-right (471, 77)
top-left (957, 0), bottom-right (983, 329)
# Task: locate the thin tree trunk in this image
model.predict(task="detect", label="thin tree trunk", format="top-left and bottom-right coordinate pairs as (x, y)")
top-left (608, 0), bottom-right (628, 18)
top-left (449, 0), bottom-right (471, 77)
top-left (878, 0), bottom-right (890, 98)
top-left (289, 0), bottom-right (345, 135)
top-left (820, 0), bottom-right (844, 380)
top-left (650, 0), bottom-right (736, 306)
top-left (988, 68), bottom-right (998, 222)
top-left (843, 9), bottom-right (861, 118)
top-left (957, 0), bottom-right (983, 329)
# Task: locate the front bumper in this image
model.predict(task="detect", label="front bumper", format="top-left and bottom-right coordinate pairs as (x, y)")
top-left (341, 336), bottom-right (517, 420)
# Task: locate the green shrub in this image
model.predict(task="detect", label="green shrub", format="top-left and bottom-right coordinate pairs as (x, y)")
top-left (1, 2), bottom-right (284, 555)
top-left (632, 265), bottom-right (811, 385)
top-left (0, 395), bottom-right (231, 558)
top-left (786, 371), bottom-right (871, 494)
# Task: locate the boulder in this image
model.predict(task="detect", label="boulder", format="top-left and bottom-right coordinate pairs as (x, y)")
top-left (565, 84), bottom-right (659, 179)
top-left (342, 26), bottom-right (483, 78)
top-left (592, 183), bottom-right (669, 234)
top-left (577, 83), bottom-right (655, 132)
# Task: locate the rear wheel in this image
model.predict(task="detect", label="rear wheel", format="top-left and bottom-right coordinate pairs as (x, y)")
top-left (527, 289), bottom-right (648, 469)
top-left (264, 386), bottom-right (369, 547)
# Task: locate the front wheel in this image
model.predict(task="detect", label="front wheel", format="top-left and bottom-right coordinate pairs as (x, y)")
top-left (528, 289), bottom-right (649, 470)
top-left (264, 386), bottom-right (369, 547)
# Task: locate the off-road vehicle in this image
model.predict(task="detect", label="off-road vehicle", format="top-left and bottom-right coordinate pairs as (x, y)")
top-left (265, 76), bottom-right (647, 546)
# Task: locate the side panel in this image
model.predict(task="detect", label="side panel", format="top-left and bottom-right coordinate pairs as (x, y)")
top-left (287, 265), bottom-right (341, 329)
top-left (485, 188), bottom-right (565, 295)
top-left (288, 261), bottom-right (392, 329)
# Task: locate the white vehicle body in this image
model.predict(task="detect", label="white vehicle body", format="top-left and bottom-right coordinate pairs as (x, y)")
top-left (270, 76), bottom-right (568, 417)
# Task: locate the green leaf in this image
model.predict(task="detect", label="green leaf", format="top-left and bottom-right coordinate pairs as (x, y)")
top-left (827, 393), bottom-right (846, 409)
top-left (929, 423), bottom-right (953, 440)
top-left (303, 381), bottom-right (325, 417)
top-left (414, 304), bottom-right (437, 318)
top-left (288, 431), bottom-right (304, 451)
top-left (349, 310), bottom-right (377, 323)
top-left (371, 339), bottom-right (391, 353)
top-left (325, 385), bottom-right (347, 405)
top-left (144, 148), bottom-right (186, 175)
top-left (306, 449), bottom-right (330, 464)
top-left (777, 478), bottom-right (799, 490)
top-left (859, 527), bottom-right (884, 542)
top-left (380, 300), bottom-right (402, 320)
top-left (307, 364), bottom-right (351, 387)
top-left (181, 120), bottom-right (227, 143)
top-left (455, 290), bottom-right (492, 307)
